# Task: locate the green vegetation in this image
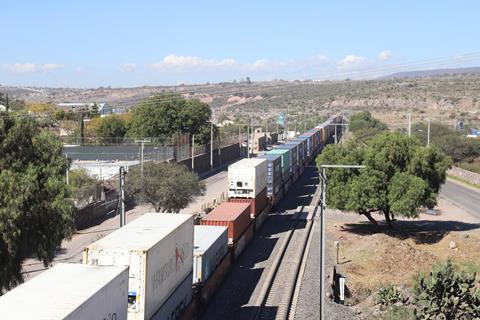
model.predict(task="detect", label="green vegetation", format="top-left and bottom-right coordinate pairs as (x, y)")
top-left (0, 114), bottom-right (76, 292)
top-left (412, 122), bottom-right (480, 163)
top-left (0, 92), bottom-right (25, 111)
top-left (96, 115), bottom-right (127, 144)
top-left (127, 92), bottom-right (214, 143)
top-left (414, 260), bottom-right (480, 319)
top-left (126, 162), bottom-right (205, 213)
top-left (69, 168), bottom-right (97, 201)
top-left (349, 111), bottom-right (388, 144)
top-left (377, 284), bottom-right (406, 309)
top-left (316, 133), bottom-right (451, 228)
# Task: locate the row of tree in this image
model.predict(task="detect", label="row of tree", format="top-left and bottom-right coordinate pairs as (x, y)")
top-left (83, 93), bottom-right (214, 144)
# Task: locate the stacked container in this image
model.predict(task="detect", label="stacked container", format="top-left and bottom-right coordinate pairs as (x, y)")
top-left (193, 225), bottom-right (228, 284)
top-left (227, 158), bottom-right (268, 217)
top-left (276, 143), bottom-right (299, 183)
top-left (83, 213), bottom-right (194, 320)
top-left (256, 153), bottom-right (283, 206)
top-left (151, 272), bottom-right (192, 320)
top-left (265, 148), bottom-right (291, 182)
top-left (0, 263), bottom-right (129, 320)
top-left (298, 132), bottom-right (314, 159)
top-left (201, 202), bottom-right (253, 259)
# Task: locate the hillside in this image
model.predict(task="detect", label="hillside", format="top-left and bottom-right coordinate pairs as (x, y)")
top-left (3, 73), bottom-right (480, 128)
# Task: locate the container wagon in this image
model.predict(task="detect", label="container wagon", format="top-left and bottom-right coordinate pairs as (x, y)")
top-left (83, 213), bottom-right (194, 320)
top-left (0, 263), bottom-right (129, 320)
top-left (151, 272), bottom-right (193, 320)
top-left (275, 143), bottom-right (299, 183)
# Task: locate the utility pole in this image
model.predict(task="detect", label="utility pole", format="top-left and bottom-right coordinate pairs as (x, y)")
top-left (427, 117), bottom-right (431, 146)
top-left (192, 134), bottom-right (195, 171)
top-left (135, 139), bottom-right (151, 175)
top-left (79, 112), bottom-right (85, 146)
top-left (408, 113), bottom-right (412, 137)
top-left (119, 166), bottom-right (126, 227)
top-left (210, 121), bottom-right (214, 171)
top-left (5, 93), bottom-right (9, 112)
top-left (65, 154), bottom-right (69, 185)
top-left (319, 164), bottom-right (365, 320)
top-left (304, 108), bottom-right (307, 132)
top-left (334, 124), bottom-right (338, 144)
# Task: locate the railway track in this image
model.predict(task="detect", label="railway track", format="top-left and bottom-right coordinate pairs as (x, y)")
top-left (250, 205), bottom-right (318, 320)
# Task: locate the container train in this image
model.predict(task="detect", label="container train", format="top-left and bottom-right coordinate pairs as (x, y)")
top-left (0, 115), bottom-right (342, 320)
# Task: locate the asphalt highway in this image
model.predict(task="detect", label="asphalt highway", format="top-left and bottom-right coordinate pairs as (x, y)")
top-left (440, 179), bottom-right (480, 219)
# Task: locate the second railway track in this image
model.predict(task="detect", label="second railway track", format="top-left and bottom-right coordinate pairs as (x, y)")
top-left (251, 205), bottom-right (318, 320)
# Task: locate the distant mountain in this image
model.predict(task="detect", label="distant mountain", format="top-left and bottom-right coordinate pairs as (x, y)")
top-left (382, 67), bottom-right (480, 79)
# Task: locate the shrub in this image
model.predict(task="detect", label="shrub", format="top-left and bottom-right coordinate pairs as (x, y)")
top-left (413, 260), bottom-right (480, 319)
top-left (377, 284), bottom-right (406, 309)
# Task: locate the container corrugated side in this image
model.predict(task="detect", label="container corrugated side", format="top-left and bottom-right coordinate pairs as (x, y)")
top-left (83, 213), bottom-right (194, 320)
top-left (151, 272), bottom-right (193, 320)
top-left (193, 226), bottom-right (228, 284)
top-left (265, 149), bottom-right (291, 180)
top-left (0, 263), bottom-right (129, 320)
top-left (201, 202), bottom-right (251, 244)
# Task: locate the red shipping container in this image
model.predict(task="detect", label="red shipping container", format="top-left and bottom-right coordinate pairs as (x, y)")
top-left (201, 202), bottom-right (251, 244)
top-left (229, 188), bottom-right (268, 218)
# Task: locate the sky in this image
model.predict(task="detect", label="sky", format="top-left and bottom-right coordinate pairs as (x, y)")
top-left (1, 1), bottom-right (480, 87)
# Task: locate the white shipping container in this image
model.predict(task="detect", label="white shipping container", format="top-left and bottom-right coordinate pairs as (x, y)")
top-left (0, 263), bottom-right (129, 320)
top-left (228, 158), bottom-right (268, 198)
top-left (83, 213), bottom-right (194, 320)
top-left (151, 272), bottom-right (193, 320)
top-left (193, 225), bottom-right (228, 284)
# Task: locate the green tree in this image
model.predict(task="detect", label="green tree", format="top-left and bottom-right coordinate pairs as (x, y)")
top-left (96, 116), bottom-right (127, 144)
top-left (126, 162), bottom-right (205, 213)
top-left (127, 92), bottom-right (213, 143)
top-left (316, 133), bottom-right (451, 228)
top-left (0, 114), bottom-right (76, 292)
top-left (348, 111), bottom-right (388, 144)
top-left (412, 122), bottom-right (480, 163)
top-left (69, 168), bottom-right (97, 202)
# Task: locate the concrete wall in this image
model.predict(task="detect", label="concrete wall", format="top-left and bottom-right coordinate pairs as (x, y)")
top-left (448, 166), bottom-right (480, 185)
top-left (179, 143), bottom-right (242, 175)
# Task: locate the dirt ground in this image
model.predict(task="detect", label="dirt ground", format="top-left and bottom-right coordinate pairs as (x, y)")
top-left (325, 198), bottom-right (480, 316)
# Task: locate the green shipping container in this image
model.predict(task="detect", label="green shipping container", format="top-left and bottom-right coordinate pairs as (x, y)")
top-left (265, 149), bottom-right (291, 180)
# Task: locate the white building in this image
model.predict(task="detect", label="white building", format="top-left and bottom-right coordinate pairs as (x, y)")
top-left (0, 104), bottom-right (6, 112)
top-left (57, 102), bottom-right (113, 117)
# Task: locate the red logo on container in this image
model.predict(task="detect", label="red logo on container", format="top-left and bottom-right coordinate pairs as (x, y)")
top-left (175, 247), bottom-right (184, 270)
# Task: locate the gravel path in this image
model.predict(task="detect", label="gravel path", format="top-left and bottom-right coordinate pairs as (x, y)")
top-left (294, 213), bottom-right (359, 320)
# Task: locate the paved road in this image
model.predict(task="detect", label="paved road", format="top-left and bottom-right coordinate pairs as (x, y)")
top-left (440, 179), bottom-right (480, 219)
top-left (21, 168), bottom-right (229, 282)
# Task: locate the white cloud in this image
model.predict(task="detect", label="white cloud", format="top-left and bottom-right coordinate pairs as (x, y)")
top-left (337, 54), bottom-right (368, 69)
top-left (11, 63), bottom-right (38, 73)
top-left (42, 63), bottom-right (64, 72)
top-left (75, 66), bottom-right (85, 73)
top-left (378, 50), bottom-right (392, 61)
top-left (121, 63), bottom-right (137, 72)
top-left (0, 63), bottom-right (64, 74)
top-left (152, 54), bottom-right (237, 72)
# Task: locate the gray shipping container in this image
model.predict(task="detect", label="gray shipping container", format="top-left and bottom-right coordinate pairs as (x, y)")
top-left (193, 225), bottom-right (228, 284)
top-left (151, 272), bottom-right (193, 320)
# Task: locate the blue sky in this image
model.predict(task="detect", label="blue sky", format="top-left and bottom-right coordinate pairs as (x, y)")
top-left (1, 1), bottom-right (479, 87)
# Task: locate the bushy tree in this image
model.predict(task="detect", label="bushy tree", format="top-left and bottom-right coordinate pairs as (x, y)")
top-left (96, 116), bottom-right (127, 144)
top-left (316, 133), bottom-right (451, 228)
top-left (127, 92), bottom-right (213, 143)
top-left (0, 114), bottom-right (76, 292)
top-left (126, 162), bottom-right (205, 213)
top-left (348, 111), bottom-right (388, 144)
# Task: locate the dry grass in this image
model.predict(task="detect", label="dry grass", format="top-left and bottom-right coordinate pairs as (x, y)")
top-left (326, 201), bottom-right (480, 308)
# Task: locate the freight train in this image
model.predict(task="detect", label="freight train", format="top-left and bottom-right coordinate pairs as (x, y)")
top-left (0, 115), bottom-right (342, 320)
